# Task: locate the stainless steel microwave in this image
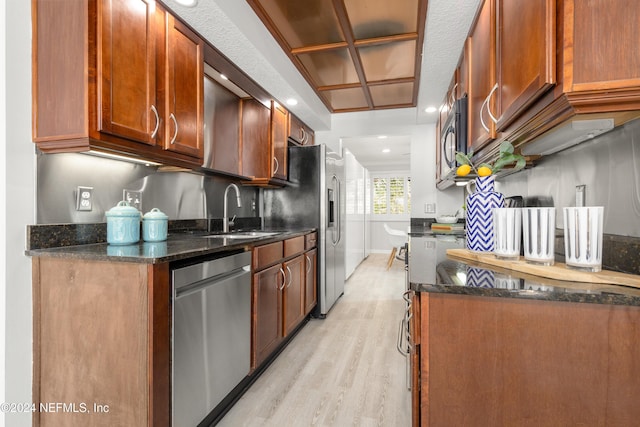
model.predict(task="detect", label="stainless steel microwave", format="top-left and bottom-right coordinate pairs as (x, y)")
top-left (439, 96), bottom-right (468, 180)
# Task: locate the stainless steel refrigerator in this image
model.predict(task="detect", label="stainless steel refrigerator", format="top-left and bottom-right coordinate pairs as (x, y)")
top-left (263, 144), bottom-right (346, 317)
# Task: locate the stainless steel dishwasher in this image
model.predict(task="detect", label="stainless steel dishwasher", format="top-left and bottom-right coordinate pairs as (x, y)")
top-left (172, 251), bottom-right (252, 427)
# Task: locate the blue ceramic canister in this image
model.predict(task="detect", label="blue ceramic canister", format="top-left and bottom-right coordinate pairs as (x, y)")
top-left (106, 201), bottom-right (141, 245)
top-left (142, 208), bottom-right (168, 242)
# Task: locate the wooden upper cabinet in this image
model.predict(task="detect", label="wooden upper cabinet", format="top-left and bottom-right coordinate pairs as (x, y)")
top-left (204, 74), bottom-right (241, 176)
top-left (495, 0), bottom-right (556, 130)
top-left (563, 0), bottom-right (640, 96)
top-left (241, 98), bottom-right (271, 179)
top-left (271, 101), bottom-right (288, 181)
top-left (467, 0), bottom-right (496, 152)
top-left (98, 0), bottom-right (158, 145)
top-left (288, 114), bottom-right (314, 146)
top-left (32, 0), bottom-right (204, 167)
top-left (162, 14), bottom-right (204, 158)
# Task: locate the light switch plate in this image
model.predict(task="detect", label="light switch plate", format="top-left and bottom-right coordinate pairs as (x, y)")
top-left (576, 185), bottom-right (586, 207)
top-left (425, 203), bottom-right (436, 213)
top-left (123, 189), bottom-right (142, 211)
top-left (76, 186), bottom-right (93, 211)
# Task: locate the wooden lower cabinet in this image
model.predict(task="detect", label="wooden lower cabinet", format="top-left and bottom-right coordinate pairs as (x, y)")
top-left (283, 255), bottom-right (305, 336)
top-left (32, 257), bottom-right (170, 427)
top-left (252, 263), bottom-right (284, 369)
top-left (411, 292), bottom-right (640, 426)
top-left (251, 234), bottom-right (315, 370)
top-left (304, 248), bottom-right (318, 315)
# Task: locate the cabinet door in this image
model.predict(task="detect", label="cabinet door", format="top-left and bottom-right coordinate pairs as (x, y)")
top-left (98, 0), bottom-right (158, 145)
top-left (252, 264), bottom-right (284, 369)
top-left (241, 98), bottom-right (271, 179)
top-left (563, 0), bottom-right (640, 93)
top-left (288, 114), bottom-right (304, 145)
top-left (204, 74), bottom-right (240, 175)
top-left (288, 114), bottom-right (313, 145)
top-left (467, 0), bottom-right (496, 152)
top-left (304, 249), bottom-right (318, 315)
top-left (164, 14), bottom-right (204, 159)
top-left (495, 0), bottom-right (556, 130)
top-left (271, 101), bottom-right (288, 180)
top-left (283, 255), bottom-right (305, 337)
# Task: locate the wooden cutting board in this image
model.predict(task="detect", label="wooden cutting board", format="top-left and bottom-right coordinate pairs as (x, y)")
top-left (446, 248), bottom-right (640, 289)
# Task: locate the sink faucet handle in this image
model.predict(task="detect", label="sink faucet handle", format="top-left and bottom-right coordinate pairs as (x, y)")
top-left (229, 215), bottom-right (236, 228)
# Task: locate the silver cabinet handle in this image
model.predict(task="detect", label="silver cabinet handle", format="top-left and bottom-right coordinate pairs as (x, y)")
top-left (449, 83), bottom-right (458, 108)
top-left (279, 268), bottom-right (286, 291)
top-left (273, 157), bottom-right (279, 175)
top-left (480, 96), bottom-right (490, 133)
top-left (305, 255), bottom-right (311, 274)
top-left (150, 105), bottom-right (160, 139)
top-left (169, 113), bottom-right (178, 145)
top-left (300, 128), bottom-right (307, 144)
top-left (486, 83), bottom-right (499, 125)
top-left (397, 317), bottom-right (409, 356)
top-left (286, 265), bottom-right (292, 288)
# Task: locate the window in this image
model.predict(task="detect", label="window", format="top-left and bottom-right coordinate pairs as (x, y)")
top-left (371, 175), bottom-right (411, 215)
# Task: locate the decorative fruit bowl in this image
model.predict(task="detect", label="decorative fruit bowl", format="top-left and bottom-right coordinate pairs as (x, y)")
top-left (436, 215), bottom-right (458, 224)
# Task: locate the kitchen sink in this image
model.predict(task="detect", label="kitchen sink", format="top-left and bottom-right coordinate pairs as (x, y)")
top-left (204, 231), bottom-right (280, 239)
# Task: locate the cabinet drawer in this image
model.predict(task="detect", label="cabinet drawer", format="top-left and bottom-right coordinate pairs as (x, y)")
top-left (252, 241), bottom-right (283, 271)
top-left (305, 232), bottom-right (317, 249)
top-left (284, 236), bottom-right (305, 258)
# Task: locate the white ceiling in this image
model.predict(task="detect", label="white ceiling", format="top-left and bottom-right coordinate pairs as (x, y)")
top-left (343, 135), bottom-right (412, 171)
top-left (164, 0), bottom-right (481, 170)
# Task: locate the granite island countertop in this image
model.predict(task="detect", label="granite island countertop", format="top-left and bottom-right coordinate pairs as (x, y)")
top-left (408, 232), bottom-right (640, 307)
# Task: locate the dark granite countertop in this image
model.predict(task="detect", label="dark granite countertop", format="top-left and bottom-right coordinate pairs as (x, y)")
top-left (25, 227), bottom-right (315, 264)
top-left (408, 232), bottom-right (640, 307)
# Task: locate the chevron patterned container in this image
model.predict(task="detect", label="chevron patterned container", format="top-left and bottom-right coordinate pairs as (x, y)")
top-left (466, 175), bottom-right (505, 252)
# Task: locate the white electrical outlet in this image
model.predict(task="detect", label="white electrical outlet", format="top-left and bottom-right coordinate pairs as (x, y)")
top-left (76, 186), bottom-right (93, 211)
top-left (424, 203), bottom-right (436, 213)
top-left (123, 189), bottom-right (142, 211)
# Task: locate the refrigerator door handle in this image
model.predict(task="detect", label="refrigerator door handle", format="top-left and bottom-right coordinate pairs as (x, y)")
top-left (336, 176), bottom-right (342, 245)
top-left (331, 175), bottom-right (339, 246)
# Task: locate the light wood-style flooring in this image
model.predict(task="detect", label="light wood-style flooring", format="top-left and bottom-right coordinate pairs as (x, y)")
top-left (218, 254), bottom-right (411, 426)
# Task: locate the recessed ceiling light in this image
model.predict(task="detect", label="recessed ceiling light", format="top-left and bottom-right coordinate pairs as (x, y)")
top-left (378, 135), bottom-right (387, 139)
top-left (175, 0), bottom-right (198, 6)
top-left (425, 106), bottom-right (437, 113)
top-left (286, 98), bottom-right (298, 106)
top-left (382, 148), bottom-right (390, 153)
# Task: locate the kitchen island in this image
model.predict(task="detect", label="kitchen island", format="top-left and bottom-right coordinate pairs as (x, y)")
top-left (407, 233), bottom-right (640, 427)
top-left (26, 226), bottom-right (316, 427)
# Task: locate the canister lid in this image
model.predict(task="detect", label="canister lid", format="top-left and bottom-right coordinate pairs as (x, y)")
top-left (143, 207), bottom-right (168, 220)
top-left (106, 201), bottom-right (141, 218)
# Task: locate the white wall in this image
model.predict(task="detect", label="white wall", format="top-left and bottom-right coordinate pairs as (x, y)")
top-left (410, 123), bottom-right (464, 219)
top-left (0, 2), bottom-right (6, 423)
top-left (317, 111), bottom-right (465, 253)
top-left (344, 151), bottom-right (367, 278)
top-left (3, 1), bottom-right (35, 426)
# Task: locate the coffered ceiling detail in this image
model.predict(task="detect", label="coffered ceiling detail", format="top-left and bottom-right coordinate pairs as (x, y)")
top-left (246, 0), bottom-right (428, 113)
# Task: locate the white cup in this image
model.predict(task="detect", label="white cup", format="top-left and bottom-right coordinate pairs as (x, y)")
top-left (493, 208), bottom-right (521, 260)
top-left (563, 206), bottom-right (604, 272)
top-left (522, 207), bottom-right (556, 265)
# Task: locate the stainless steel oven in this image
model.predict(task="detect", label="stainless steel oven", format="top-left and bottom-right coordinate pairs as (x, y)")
top-left (439, 95), bottom-right (468, 180)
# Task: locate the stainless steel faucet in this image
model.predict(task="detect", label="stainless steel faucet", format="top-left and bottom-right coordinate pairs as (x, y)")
top-left (223, 183), bottom-right (242, 232)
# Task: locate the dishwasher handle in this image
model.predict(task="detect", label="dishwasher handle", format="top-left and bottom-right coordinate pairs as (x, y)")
top-left (175, 265), bottom-right (250, 299)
